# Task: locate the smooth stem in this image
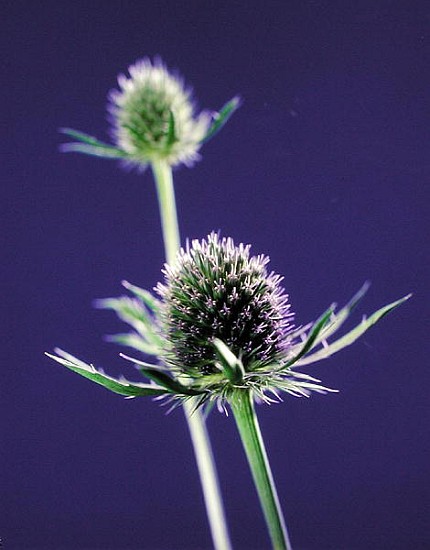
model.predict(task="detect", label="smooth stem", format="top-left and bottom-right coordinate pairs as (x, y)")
top-left (151, 159), bottom-right (232, 550)
top-left (230, 390), bottom-right (292, 550)
top-left (151, 160), bottom-right (180, 264)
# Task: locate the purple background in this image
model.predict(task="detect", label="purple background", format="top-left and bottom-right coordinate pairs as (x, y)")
top-left (2, 1), bottom-right (429, 548)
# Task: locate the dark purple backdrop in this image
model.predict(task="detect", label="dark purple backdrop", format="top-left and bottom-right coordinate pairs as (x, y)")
top-left (2, 1), bottom-right (429, 549)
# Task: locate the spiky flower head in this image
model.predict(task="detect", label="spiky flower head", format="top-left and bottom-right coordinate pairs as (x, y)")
top-left (60, 58), bottom-right (240, 169)
top-left (108, 58), bottom-right (210, 168)
top-left (156, 232), bottom-right (294, 377)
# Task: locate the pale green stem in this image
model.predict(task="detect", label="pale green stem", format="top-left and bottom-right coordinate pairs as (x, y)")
top-left (230, 390), bottom-right (292, 550)
top-left (151, 159), bottom-right (232, 550)
top-left (151, 160), bottom-right (180, 263)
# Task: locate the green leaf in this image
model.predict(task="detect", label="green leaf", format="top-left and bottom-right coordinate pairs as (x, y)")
top-left (60, 143), bottom-right (128, 159)
top-left (95, 296), bottom-right (163, 348)
top-left (120, 353), bottom-right (203, 396)
top-left (46, 349), bottom-right (166, 397)
top-left (59, 128), bottom-right (129, 158)
top-left (122, 280), bottom-right (162, 313)
top-left (105, 333), bottom-right (159, 355)
top-left (201, 96), bottom-right (241, 144)
top-left (311, 282), bottom-right (371, 348)
top-left (280, 307), bottom-right (334, 370)
top-left (166, 110), bottom-right (176, 146)
top-left (59, 128), bottom-right (111, 146)
top-left (296, 293), bottom-right (412, 367)
top-left (213, 338), bottom-right (245, 384)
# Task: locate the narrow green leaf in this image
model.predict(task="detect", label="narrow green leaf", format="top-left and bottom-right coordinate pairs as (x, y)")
top-left (95, 296), bottom-right (163, 347)
top-left (286, 283), bottom-right (370, 347)
top-left (95, 296), bottom-right (151, 327)
top-left (201, 96), bottom-right (241, 144)
top-left (46, 349), bottom-right (166, 397)
top-left (120, 353), bottom-right (203, 396)
top-left (105, 333), bottom-right (159, 355)
top-left (213, 338), bottom-right (245, 384)
top-left (166, 110), bottom-right (176, 146)
top-left (60, 142), bottom-right (128, 159)
top-left (280, 307), bottom-right (334, 370)
top-left (59, 128), bottom-right (111, 147)
top-left (312, 282), bottom-right (371, 348)
top-left (122, 280), bottom-right (162, 313)
top-left (296, 293), bottom-right (412, 367)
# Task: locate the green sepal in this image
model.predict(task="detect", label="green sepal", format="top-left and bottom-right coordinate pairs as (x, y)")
top-left (296, 293), bottom-right (412, 367)
top-left (213, 338), bottom-right (245, 384)
top-left (280, 307), bottom-right (334, 370)
top-left (45, 349), bottom-right (166, 397)
top-left (201, 96), bottom-right (241, 144)
top-left (120, 353), bottom-right (204, 396)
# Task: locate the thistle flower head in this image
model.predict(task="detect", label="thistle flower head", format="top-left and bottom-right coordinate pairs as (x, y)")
top-left (60, 57), bottom-right (240, 169)
top-left (108, 58), bottom-right (210, 168)
top-left (156, 232), bottom-right (294, 377)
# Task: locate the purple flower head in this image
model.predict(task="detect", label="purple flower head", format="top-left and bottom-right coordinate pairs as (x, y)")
top-left (156, 233), bottom-right (295, 378)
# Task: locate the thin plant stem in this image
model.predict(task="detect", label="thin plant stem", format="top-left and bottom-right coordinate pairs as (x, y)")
top-left (151, 159), bottom-right (232, 550)
top-left (151, 160), bottom-right (181, 264)
top-left (230, 390), bottom-right (292, 550)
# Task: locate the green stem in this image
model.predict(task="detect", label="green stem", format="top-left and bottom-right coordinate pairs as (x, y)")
top-left (151, 160), bottom-right (180, 264)
top-left (230, 390), bottom-right (292, 550)
top-left (151, 159), bottom-right (232, 550)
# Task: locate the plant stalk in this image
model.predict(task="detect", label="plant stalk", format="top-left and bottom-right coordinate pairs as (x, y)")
top-left (230, 390), bottom-right (292, 550)
top-left (151, 159), bottom-right (232, 550)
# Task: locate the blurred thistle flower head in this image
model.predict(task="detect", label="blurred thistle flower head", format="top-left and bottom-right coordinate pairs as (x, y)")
top-left (48, 235), bottom-right (410, 412)
top-left (108, 58), bottom-right (211, 168)
top-left (60, 58), bottom-right (240, 170)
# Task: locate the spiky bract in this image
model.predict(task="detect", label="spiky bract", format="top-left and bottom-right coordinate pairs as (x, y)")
top-left (108, 58), bottom-right (210, 168)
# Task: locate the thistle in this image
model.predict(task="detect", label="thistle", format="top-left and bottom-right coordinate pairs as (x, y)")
top-left (47, 234), bottom-right (409, 550)
top-left (49, 57), bottom-right (410, 550)
top-left (60, 57), bottom-right (240, 170)
top-left (47, 234), bottom-right (409, 411)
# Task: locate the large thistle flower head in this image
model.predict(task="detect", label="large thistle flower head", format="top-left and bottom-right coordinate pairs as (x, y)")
top-left (108, 58), bottom-right (210, 167)
top-left (48, 235), bottom-right (410, 411)
top-left (60, 58), bottom-right (240, 170)
top-left (156, 233), bottom-right (294, 376)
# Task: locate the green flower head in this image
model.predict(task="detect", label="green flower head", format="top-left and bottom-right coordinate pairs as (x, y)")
top-left (108, 58), bottom-right (211, 167)
top-left (60, 58), bottom-right (240, 170)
